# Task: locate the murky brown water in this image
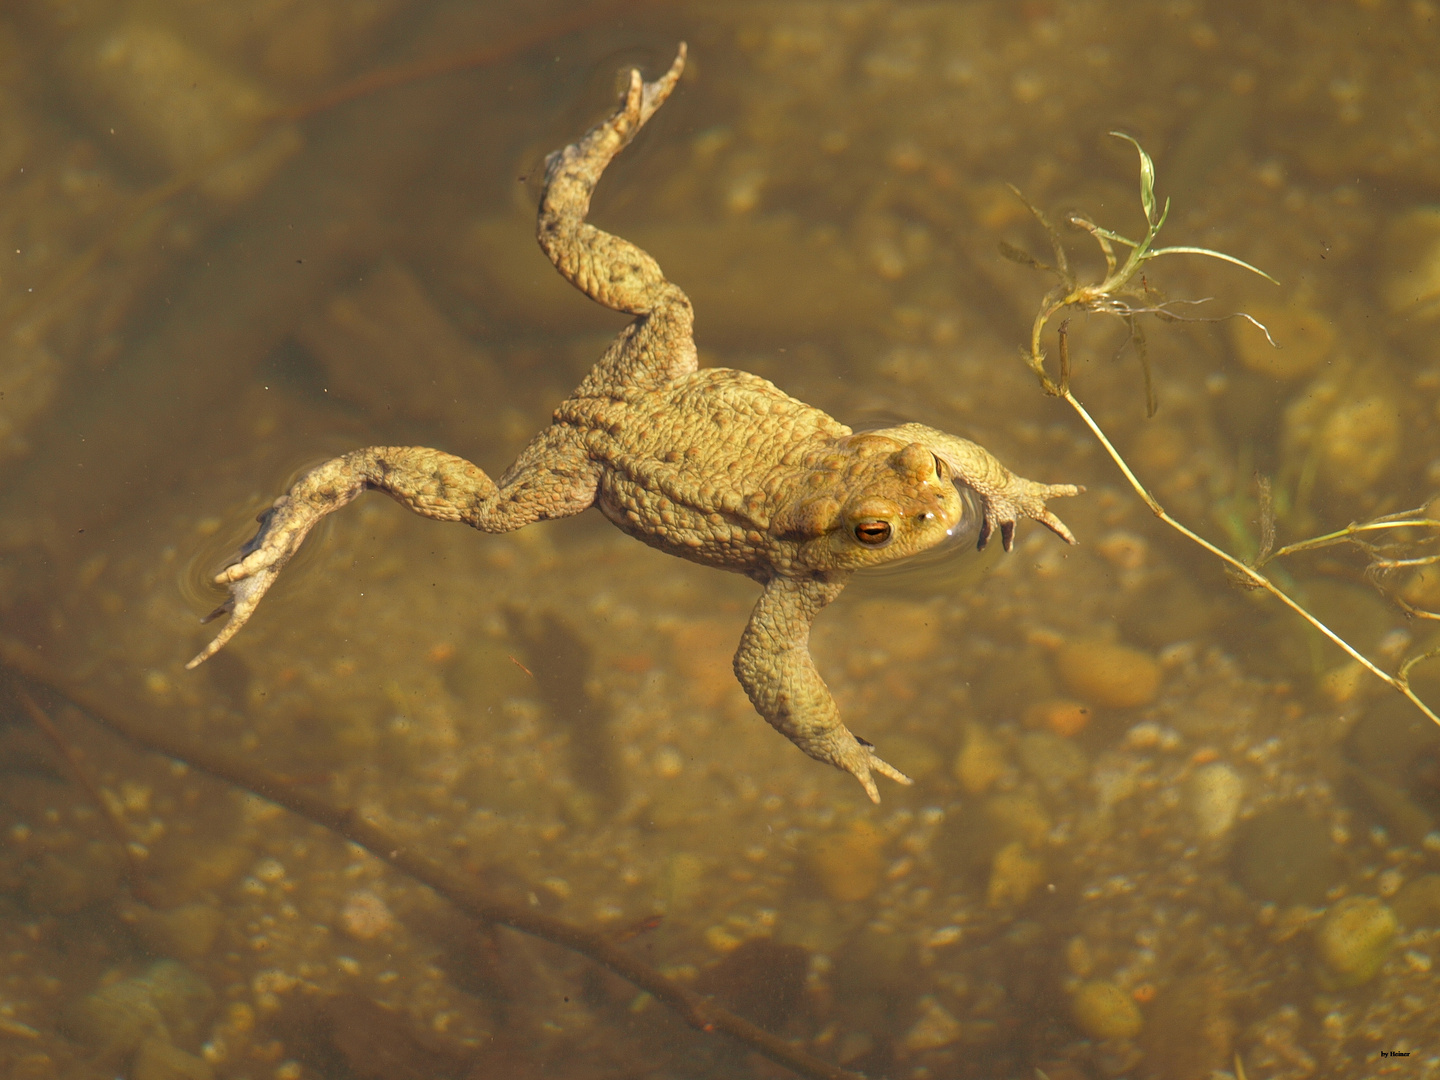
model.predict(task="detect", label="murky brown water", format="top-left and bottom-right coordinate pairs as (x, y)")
top-left (2, 2), bottom-right (1440, 1078)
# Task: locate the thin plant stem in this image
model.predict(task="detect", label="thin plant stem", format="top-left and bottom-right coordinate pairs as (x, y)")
top-left (1010, 135), bottom-right (1438, 730)
top-left (1059, 386), bottom-right (1440, 727)
top-left (1270, 516), bottom-right (1440, 560)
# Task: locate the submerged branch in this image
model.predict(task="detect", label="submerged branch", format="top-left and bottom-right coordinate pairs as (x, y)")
top-left (0, 637), bottom-right (860, 1080)
top-left (16, 690), bottom-right (162, 908)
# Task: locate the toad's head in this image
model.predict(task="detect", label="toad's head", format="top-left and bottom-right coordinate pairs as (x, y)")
top-left (772, 434), bottom-right (973, 571)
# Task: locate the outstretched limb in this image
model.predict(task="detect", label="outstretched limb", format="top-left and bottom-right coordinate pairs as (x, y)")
top-left (868, 423), bottom-right (1082, 552)
top-left (188, 436), bottom-right (596, 669)
top-left (734, 574), bottom-right (911, 803)
top-left (537, 45), bottom-right (698, 395)
top-left (537, 44), bottom-right (686, 315)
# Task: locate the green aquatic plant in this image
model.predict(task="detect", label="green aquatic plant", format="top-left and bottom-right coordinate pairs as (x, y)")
top-left (1007, 136), bottom-right (1440, 728)
top-left (1005, 132), bottom-right (1277, 414)
top-left (1262, 501), bottom-right (1440, 622)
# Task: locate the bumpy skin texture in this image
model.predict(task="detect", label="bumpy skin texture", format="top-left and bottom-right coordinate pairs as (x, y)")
top-left (188, 46), bottom-right (1081, 802)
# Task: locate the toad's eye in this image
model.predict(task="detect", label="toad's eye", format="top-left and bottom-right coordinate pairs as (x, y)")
top-left (853, 520), bottom-right (893, 546)
top-left (932, 453), bottom-right (945, 479)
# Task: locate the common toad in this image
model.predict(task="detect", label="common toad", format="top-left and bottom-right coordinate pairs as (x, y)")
top-left (188, 46), bottom-right (1080, 801)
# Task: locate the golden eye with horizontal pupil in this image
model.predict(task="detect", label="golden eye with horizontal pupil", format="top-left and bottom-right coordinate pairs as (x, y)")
top-left (853, 520), bottom-right (892, 545)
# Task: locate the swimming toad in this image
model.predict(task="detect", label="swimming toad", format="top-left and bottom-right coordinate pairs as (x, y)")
top-left (187, 45), bottom-right (1080, 801)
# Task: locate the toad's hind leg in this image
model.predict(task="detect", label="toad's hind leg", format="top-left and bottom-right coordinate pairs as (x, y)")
top-left (187, 436), bottom-right (596, 669)
top-left (734, 574), bottom-right (913, 803)
top-left (538, 46), bottom-right (697, 392)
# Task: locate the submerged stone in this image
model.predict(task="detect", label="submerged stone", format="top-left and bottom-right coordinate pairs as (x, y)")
top-left (1316, 896), bottom-right (1397, 988)
top-left (125, 901), bottom-right (223, 961)
top-left (1187, 762), bottom-right (1245, 840)
top-left (1231, 805), bottom-right (1337, 906)
top-left (1392, 874), bottom-right (1440, 928)
top-left (1018, 731), bottom-right (1088, 790)
top-left (1071, 980), bottom-right (1143, 1041)
top-left (1230, 302), bottom-right (1335, 379)
top-left (806, 820), bottom-right (886, 903)
top-left (903, 995), bottom-right (962, 1051)
top-left (832, 926), bottom-right (914, 1031)
top-left (1054, 640), bottom-right (1161, 709)
top-left (1317, 393), bottom-right (1402, 497)
top-left (1138, 974), bottom-right (1235, 1080)
top-left (63, 960), bottom-right (214, 1057)
top-left (953, 721), bottom-right (1009, 795)
top-left (986, 840), bottom-right (1045, 908)
top-left (132, 1037), bottom-right (214, 1080)
top-left (24, 841), bottom-right (124, 915)
top-left (1379, 206), bottom-right (1440, 325)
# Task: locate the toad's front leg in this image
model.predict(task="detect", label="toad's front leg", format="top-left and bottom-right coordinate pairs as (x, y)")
top-left (734, 574), bottom-right (911, 803)
top-left (187, 437), bottom-right (596, 669)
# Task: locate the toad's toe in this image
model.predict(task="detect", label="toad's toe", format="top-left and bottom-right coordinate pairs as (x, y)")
top-left (841, 736), bottom-right (913, 804)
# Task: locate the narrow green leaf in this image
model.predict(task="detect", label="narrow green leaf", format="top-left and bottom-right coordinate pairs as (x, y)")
top-left (1085, 224), bottom-right (1140, 249)
top-left (1110, 131), bottom-right (1157, 226)
top-left (1147, 245), bottom-right (1280, 284)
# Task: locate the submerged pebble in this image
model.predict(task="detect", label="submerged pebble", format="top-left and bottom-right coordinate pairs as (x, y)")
top-left (694, 938), bottom-right (810, 1032)
top-left (807, 821), bottom-right (886, 903)
top-left (1139, 974), bottom-right (1234, 1079)
top-left (339, 889), bottom-right (397, 941)
top-left (876, 733), bottom-right (944, 781)
top-left (986, 840), bottom-right (1045, 908)
top-left (903, 995), bottom-right (963, 1051)
top-left (24, 841), bottom-right (125, 915)
top-left (984, 792), bottom-right (1052, 847)
top-left (1023, 698), bottom-right (1094, 738)
top-left (1379, 206), bottom-right (1440, 326)
top-left (132, 1037), bottom-right (214, 1080)
top-left (1392, 874), bottom-right (1440, 928)
top-left (64, 22), bottom-right (300, 202)
top-left (125, 901), bottom-right (223, 960)
top-left (1316, 896), bottom-right (1397, 988)
top-left (953, 721), bottom-right (1009, 794)
top-left (831, 926), bottom-right (915, 1032)
top-left (1187, 762), bottom-right (1245, 839)
top-left (63, 960), bottom-right (214, 1057)
top-left (1055, 640), bottom-right (1161, 709)
top-left (1071, 979), bottom-right (1143, 1041)
top-left (1316, 393), bottom-right (1401, 497)
top-left (1018, 731), bottom-right (1088, 793)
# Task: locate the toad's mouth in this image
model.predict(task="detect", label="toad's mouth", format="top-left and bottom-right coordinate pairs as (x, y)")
top-left (939, 480), bottom-right (983, 550)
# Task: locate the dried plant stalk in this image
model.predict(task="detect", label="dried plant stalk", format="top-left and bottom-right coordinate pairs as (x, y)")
top-left (1008, 139), bottom-right (1439, 727)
